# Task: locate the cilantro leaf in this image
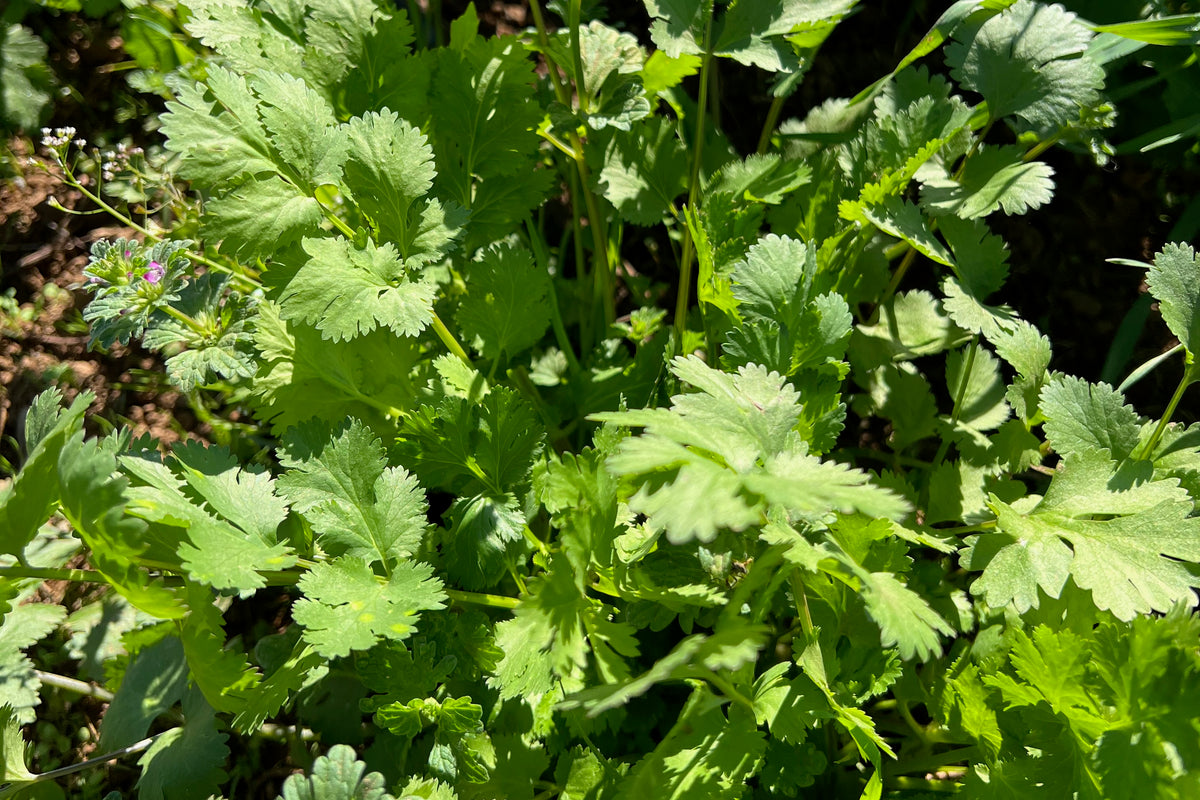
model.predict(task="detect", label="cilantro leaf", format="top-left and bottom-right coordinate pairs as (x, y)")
top-left (399, 389), bottom-right (544, 496)
top-left (280, 236), bottom-right (437, 342)
top-left (340, 110), bottom-right (456, 265)
top-left (456, 243), bottom-right (551, 359)
top-left (592, 116), bottom-right (688, 225)
top-left (98, 636), bottom-right (189, 751)
top-left (1039, 375), bottom-right (1141, 462)
top-left (597, 356), bottom-right (907, 543)
top-left (179, 584), bottom-right (261, 715)
top-left (251, 301), bottom-right (421, 433)
top-left (560, 624), bottom-right (768, 715)
top-left (442, 493), bottom-right (527, 590)
top-left (964, 455), bottom-right (1200, 618)
top-left (545, 21), bottom-right (649, 132)
top-left (844, 196), bottom-right (954, 266)
top-left (946, 0), bottom-right (1105, 135)
top-left (122, 443), bottom-right (296, 592)
top-left (293, 557), bottom-right (446, 658)
top-left (1146, 242), bottom-right (1200, 362)
top-left (922, 145), bottom-right (1055, 219)
top-left (615, 686), bottom-right (766, 799)
top-left (0, 602), bottom-right (66, 723)
top-left (945, 346), bottom-right (1010, 433)
top-left (278, 420), bottom-right (429, 569)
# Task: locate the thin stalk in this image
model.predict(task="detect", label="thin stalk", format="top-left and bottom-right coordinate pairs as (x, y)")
top-left (58, 170), bottom-right (252, 287)
top-left (528, 0), bottom-right (614, 329)
top-left (0, 565), bottom-right (102, 584)
top-left (34, 671), bottom-right (115, 702)
top-left (673, 5), bottom-right (715, 344)
top-left (929, 336), bottom-right (979, 473)
top-left (890, 776), bottom-right (961, 792)
top-left (1136, 368), bottom-right (1194, 460)
top-left (869, 245), bottom-right (919, 324)
top-left (954, 121), bottom-right (993, 181)
top-left (703, 670), bottom-right (757, 714)
top-left (789, 572), bottom-right (815, 637)
top-left (20, 732), bottom-right (165, 786)
top-left (567, 169), bottom-right (592, 354)
top-left (756, 93), bottom-right (787, 154)
top-left (568, 0), bottom-right (588, 114)
top-left (1022, 130), bottom-right (1063, 162)
top-left (430, 312), bottom-right (472, 365)
top-left (444, 588), bottom-right (520, 610)
top-left (524, 218), bottom-right (580, 373)
top-left (159, 304), bottom-right (209, 337)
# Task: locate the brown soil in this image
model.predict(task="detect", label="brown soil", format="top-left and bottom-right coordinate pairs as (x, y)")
top-left (1, 138), bottom-right (206, 465)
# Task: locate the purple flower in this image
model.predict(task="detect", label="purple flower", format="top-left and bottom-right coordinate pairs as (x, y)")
top-left (124, 250), bottom-right (132, 259)
top-left (144, 261), bottom-right (164, 284)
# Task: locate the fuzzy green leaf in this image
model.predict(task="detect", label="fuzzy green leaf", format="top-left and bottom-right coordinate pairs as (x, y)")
top-left (279, 744), bottom-right (395, 800)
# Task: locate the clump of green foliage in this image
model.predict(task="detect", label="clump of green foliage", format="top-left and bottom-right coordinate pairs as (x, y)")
top-left (4, 1), bottom-right (1200, 798)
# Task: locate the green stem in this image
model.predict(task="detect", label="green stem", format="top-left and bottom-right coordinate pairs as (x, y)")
top-left (756, 93), bottom-right (787, 154)
top-left (21, 732), bottom-right (167, 787)
top-left (524, 218), bottom-right (580, 373)
top-left (444, 588), bottom-right (519, 610)
top-left (954, 121), bottom-right (993, 181)
top-left (1136, 367), bottom-right (1194, 460)
top-left (703, 670), bottom-right (757, 714)
top-left (529, 0), bottom-right (613, 331)
top-left (430, 312), bottom-right (472, 365)
top-left (928, 336), bottom-right (979, 475)
top-left (160, 304), bottom-right (209, 337)
top-left (57, 167), bottom-right (254, 288)
top-left (34, 670), bottom-right (115, 702)
top-left (869, 245), bottom-right (919, 324)
top-left (948, 337), bottom-right (979, 429)
top-left (569, 0), bottom-right (588, 114)
top-left (673, 4), bottom-right (715, 345)
top-left (0, 565), bottom-right (102, 584)
top-left (1023, 130), bottom-right (1063, 163)
top-left (890, 776), bottom-right (961, 792)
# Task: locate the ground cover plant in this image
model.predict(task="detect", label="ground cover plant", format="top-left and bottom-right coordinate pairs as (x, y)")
top-left (3, 0), bottom-right (1200, 797)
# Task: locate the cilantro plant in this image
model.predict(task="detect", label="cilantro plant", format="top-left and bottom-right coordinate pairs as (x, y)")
top-left (5, 1), bottom-right (1200, 798)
